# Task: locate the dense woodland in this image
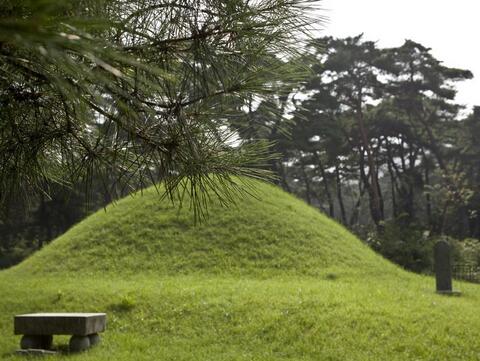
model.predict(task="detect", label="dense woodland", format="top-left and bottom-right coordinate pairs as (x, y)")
top-left (238, 35), bottom-right (480, 272)
top-left (1, 2), bottom-right (479, 272)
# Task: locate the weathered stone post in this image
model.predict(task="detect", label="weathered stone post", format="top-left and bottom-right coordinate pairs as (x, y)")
top-left (434, 240), bottom-right (452, 292)
top-left (434, 239), bottom-right (460, 295)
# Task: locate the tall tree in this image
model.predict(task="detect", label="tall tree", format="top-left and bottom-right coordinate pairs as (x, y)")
top-left (300, 35), bottom-right (386, 230)
top-left (380, 40), bottom-right (473, 229)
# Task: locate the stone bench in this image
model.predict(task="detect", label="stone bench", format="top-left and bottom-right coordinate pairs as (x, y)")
top-left (14, 313), bottom-right (106, 352)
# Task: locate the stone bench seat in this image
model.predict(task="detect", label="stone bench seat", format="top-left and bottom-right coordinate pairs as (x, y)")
top-left (14, 313), bottom-right (106, 352)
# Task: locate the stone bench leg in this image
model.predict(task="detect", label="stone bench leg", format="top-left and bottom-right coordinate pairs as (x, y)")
top-left (69, 335), bottom-right (90, 352)
top-left (89, 333), bottom-right (101, 346)
top-left (20, 335), bottom-right (53, 350)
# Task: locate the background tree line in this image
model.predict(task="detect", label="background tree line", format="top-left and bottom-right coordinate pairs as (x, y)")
top-left (233, 35), bottom-right (480, 272)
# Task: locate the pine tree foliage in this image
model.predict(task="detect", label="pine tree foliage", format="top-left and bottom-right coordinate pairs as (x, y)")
top-left (0, 0), bottom-right (320, 216)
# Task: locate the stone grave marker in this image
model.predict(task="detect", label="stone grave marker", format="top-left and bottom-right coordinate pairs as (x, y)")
top-left (434, 240), bottom-right (461, 295)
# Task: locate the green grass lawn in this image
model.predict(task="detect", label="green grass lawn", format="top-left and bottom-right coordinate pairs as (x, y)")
top-left (0, 180), bottom-right (478, 360)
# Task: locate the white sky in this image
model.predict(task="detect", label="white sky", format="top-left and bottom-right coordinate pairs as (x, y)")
top-left (320, 0), bottom-right (478, 109)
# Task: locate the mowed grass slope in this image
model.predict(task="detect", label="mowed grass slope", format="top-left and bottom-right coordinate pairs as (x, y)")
top-left (13, 180), bottom-right (392, 277)
top-left (0, 180), bottom-right (479, 360)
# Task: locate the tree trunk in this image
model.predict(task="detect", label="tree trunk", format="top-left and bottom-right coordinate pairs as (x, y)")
top-left (384, 139), bottom-right (399, 219)
top-left (335, 164), bottom-right (347, 225)
top-left (315, 152), bottom-right (334, 218)
top-left (349, 179), bottom-right (366, 227)
top-left (38, 193), bottom-right (52, 249)
top-left (355, 105), bottom-right (384, 231)
top-left (406, 143), bottom-right (416, 219)
top-left (424, 155), bottom-right (432, 229)
top-left (300, 161), bottom-right (312, 205)
top-left (274, 159), bottom-right (291, 192)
